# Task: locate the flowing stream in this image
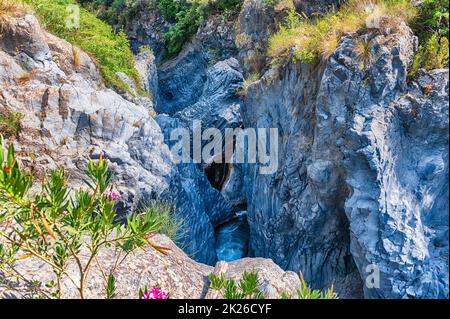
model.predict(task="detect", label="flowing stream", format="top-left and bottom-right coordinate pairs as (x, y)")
top-left (215, 213), bottom-right (250, 262)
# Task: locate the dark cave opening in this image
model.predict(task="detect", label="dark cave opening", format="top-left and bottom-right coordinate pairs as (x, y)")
top-left (204, 162), bottom-right (230, 191)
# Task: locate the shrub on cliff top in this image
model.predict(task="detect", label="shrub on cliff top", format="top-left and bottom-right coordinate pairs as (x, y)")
top-left (409, 0), bottom-right (449, 77)
top-left (0, 136), bottom-right (171, 298)
top-left (22, 0), bottom-right (140, 94)
top-left (268, 0), bottom-right (417, 65)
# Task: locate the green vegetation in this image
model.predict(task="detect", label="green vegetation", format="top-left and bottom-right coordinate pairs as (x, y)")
top-left (268, 0), bottom-right (417, 65)
top-left (280, 273), bottom-right (338, 299)
top-left (410, 0), bottom-right (449, 77)
top-left (237, 72), bottom-right (261, 96)
top-left (159, 0), bottom-right (242, 58)
top-left (162, 0), bottom-right (208, 58)
top-left (139, 45), bottom-right (154, 55)
top-left (209, 271), bottom-right (338, 299)
top-left (106, 273), bottom-right (117, 299)
top-left (22, 0), bottom-right (140, 94)
top-left (0, 137), bottom-right (172, 298)
top-left (140, 200), bottom-right (182, 240)
top-left (77, 0), bottom-right (242, 59)
top-left (77, 0), bottom-right (154, 27)
top-left (0, 112), bottom-right (23, 138)
top-left (209, 271), bottom-right (264, 299)
top-left (269, 0), bottom-right (448, 75)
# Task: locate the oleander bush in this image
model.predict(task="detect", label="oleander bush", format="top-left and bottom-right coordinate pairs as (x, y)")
top-left (0, 136), bottom-right (171, 299)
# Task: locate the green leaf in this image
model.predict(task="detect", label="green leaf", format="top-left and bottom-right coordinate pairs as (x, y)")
top-left (106, 273), bottom-right (117, 299)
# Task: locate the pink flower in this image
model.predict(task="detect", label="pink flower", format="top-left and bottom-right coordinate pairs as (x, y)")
top-left (103, 190), bottom-right (120, 200)
top-left (110, 192), bottom-right (120, 200)
top-left (141, 288), bottom-right (168, 300)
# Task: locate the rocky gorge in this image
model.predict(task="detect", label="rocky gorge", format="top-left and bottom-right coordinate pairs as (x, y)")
top-left (0, 0), bottom-right (448, 299)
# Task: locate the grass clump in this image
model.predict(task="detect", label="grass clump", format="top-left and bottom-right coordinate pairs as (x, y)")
top-left (209, 270), bottom-right (338, 299)
top-left (268, 0), bottom-right (417, 65)
top-left (280, 272), bottom-right (338, 299)
top-left (0, 112), bottom-right (23, 138)
top-left (237, 72), bottom-right (260, 96)
top-left (22, 0), bottom-right (140, 94)
top-left (209, 271), bottom-right (264, 299)
top-left (139, 200), bottom-right (182, 241)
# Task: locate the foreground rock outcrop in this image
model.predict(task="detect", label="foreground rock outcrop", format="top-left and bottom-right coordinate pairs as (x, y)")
top-left (0, 234), bottom-right (300, 299)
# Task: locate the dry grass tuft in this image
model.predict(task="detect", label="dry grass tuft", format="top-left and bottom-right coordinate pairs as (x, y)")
top-left (16, 69), bottom-right (36, 85)
top-left (72, 45), bottom-right (81, 68)
top-left (354, 37), bottom-right (373, 71)
top-left (0, 0), bottom-right (27, 18)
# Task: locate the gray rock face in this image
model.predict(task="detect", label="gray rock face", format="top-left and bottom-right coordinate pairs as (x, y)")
top-left (135, 51), bottom-right (159, 103)
top-left (117, 0), bottom-right (172, 62)
top-left (0, 14), bottom-right (52, 69)
top-left (293, 0), bottom-right (343, 16)
top-left (343, 69), bottom-right (449, 299)
top-left (242, 60), bottom-right (362, 298)
top-left (156, 15), bottom-right (238, 115)
top-left (154, 58), bottom-right (246, 264)
top-left (0, 14), bottom-right (171, 212)
top-left (173, 58), bottom-right (243, 133)
top-left (0, 13), bottom-right (221, 267)
top-left (317, 24), bottom-right (448, 299)
top-left (242, 21), bottom-right (448, 298)
top-left (2, 4), bottom-right (448, 299)
top-left (235, 0), bottom-right (278, 75)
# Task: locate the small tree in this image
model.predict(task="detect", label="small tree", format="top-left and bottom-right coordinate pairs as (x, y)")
top-left (0, 136), bottom-right (169, 299)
